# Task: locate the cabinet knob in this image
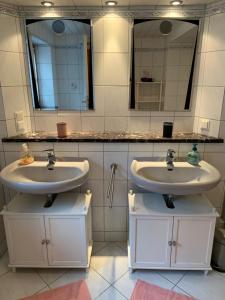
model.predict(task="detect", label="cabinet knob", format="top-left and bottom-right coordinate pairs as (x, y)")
top-left (46, 239), bottom-right (50, 245)
top-left (168, 241), bottom-right (172, 246)
top-left (172, 241), bottom-right (177, 246)
top-left (41, 239), bottom-right (46, 245)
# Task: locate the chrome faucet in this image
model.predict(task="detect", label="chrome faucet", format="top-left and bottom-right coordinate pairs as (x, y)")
top-left (44, 149), bottom-right (56, 170)
top-left (166, 149), bottom-right (175, 171)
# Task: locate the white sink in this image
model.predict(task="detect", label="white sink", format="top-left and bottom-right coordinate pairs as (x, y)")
top-left (0, 160), bottom-right (89, 195)
top-left (130, 160), bottom-right (221, 195)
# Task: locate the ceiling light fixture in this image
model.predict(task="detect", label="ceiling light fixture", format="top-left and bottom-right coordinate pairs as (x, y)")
top-left (105, 1), bottom-right (118, 6)
top-left (41, 1), bottom-right (54, 7)
top-left (170, 0), bottom-right (183, 6)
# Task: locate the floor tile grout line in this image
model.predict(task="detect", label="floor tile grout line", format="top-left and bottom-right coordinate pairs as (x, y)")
top-left (89, 265), bottom-right (117, 285)
top-left (172, 270), bottom-right (188, 288)
top-left (111, 285), bottom-right (129, 300)
top-left (34, 269), bottom-right (52, 288)
top-left (171, 271), bottom-right (194, 297)
top-left (33, 284), bottom-right (50, 296)
top-left (94, 284), bottom-right (113, 300)
top-left (155, 270), bottom-right (187, 287)
top-left (23, 269), bottom-right (51, 298)
top-left (0, 269), bottom-right (10, 279)
top-left (111, 269), bottom-right (129, 285)
top-left (94, 282), bottom-right (129, 300)
top-left (92, 242), bottom-right (128, 256)
top-left (112, 269), bottom-right (129, 284)
top-left (94, 277), bottom-right (129, 300)
top-left (34, 268), bottom-right (72, 288)
top-left (92, 243), bottom-right (110, 255)
top-left (89, 262), bottom-right (130, 295)
top-left (114, 242), bottom-right (128, 254)
top-left (172, 284), bottom-right (194, 298)
top-left (112, 282), bottom-right (130, 300)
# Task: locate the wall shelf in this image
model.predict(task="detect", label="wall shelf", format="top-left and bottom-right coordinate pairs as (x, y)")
top-left (135, 80), bottom-right (163, 111)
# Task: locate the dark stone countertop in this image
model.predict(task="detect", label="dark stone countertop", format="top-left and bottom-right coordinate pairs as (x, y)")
top-left (1, 132), bottom-right (223, 143)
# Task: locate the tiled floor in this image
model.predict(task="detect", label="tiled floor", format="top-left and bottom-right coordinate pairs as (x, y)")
top-left (0, 242), bottom-right (225, 299)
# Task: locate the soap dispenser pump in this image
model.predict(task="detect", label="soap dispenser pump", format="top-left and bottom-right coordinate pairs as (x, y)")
top-left (187, 143), bottom-right (201, 166)
top-left (19, 143), bottom-right (34, 165)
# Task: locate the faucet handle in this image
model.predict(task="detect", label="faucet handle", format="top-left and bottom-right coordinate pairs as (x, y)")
top-left (168, 149), bottom-right (175, 153)
top-left (43, 148), bottom-right (55, 154)
top-left (167, 149), bottom-right (175, 157)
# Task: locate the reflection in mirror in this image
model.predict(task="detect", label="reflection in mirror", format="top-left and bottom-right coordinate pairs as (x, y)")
top-left (130, 19), bottom-right (199, 111)
top-left (26, 19), bottom-right (93, 111)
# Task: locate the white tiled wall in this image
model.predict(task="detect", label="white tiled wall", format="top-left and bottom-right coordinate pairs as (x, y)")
top-left (0, 14), bottom-right (32, 137)
top-left (0, 12), bottom-right (199, 136)
top-left (193, 11), bottom-right (225, 137)
top-left (0, 9), bottom-right (225, 245)
top-left (26, 13), bottom-right (196, 135)
top-left (0, 13), bottom-right (32, 255)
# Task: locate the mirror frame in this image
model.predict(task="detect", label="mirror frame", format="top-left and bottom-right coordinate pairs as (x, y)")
top-left (129, 18), bottom-right (199, 111)
top-left (25, 18), bottom-right (94, 111)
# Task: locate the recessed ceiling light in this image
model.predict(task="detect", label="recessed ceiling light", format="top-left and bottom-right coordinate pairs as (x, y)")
top-left (41, 1), bottom-right (54, 7)
top-left (105, 1), bottom-right (118, 6)
top-left (170, 0), bottom-right (183, 5)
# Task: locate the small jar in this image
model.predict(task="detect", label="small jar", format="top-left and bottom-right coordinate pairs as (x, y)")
top-left (57, 122), bottom-right (67, 138)
top-left (163, 122), bottom-right (173, 138)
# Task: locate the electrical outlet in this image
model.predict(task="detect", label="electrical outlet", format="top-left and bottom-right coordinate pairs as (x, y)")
top-left (200, 119), bottom-right (210, 131)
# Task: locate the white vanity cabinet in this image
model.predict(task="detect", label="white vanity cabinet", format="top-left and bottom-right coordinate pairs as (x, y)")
top-left (128, 193), bottom-right (218, 272)
top-left (1, 193), bottom-right (92, 269)
top-left (3, 214), bottom-right (48, 267)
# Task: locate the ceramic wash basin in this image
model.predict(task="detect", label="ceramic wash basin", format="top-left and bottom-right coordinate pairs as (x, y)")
top-left (130, 160), bottom-right (221, 195)
top-left (0, 160), bottom-right (89, 194)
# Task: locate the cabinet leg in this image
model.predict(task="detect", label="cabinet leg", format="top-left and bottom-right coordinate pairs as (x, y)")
top-left (204, 270), bottom-right (209, 276)
top-left (12, 267), bottom-right (16, 273)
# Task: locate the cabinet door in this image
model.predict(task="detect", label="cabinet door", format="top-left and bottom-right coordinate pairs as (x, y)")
top-left (132, 216), bottom-right (173, 268)
top-left (171, 217), bottom-right (216, 268)
top-left (4, 215), bottom-right (48, 266)
top-left (45, 216), bottom-right (87, 267)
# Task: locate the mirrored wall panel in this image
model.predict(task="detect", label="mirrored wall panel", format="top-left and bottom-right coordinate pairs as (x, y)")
top-left (26, 19), bottom-right (93, 111)
top-left (130, 19), bottom-right (199, 111)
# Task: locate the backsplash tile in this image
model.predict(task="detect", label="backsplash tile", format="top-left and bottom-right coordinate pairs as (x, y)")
top-left (105, 117), bottom-right (128, 132)
top-left (81, 116), bottom-right (105, 132)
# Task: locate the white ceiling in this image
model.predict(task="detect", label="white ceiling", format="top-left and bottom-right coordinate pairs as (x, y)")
top-left (1, 0), bottom-right (219, 7)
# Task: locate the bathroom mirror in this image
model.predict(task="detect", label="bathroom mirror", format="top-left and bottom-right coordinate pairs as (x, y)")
top-left (26, 19), bottom-right (93, 111)
top-left (130, 19), bottom-right (199, 111)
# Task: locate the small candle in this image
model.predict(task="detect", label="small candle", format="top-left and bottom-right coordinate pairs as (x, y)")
top-left (57, 122), bottom-right (67, 138)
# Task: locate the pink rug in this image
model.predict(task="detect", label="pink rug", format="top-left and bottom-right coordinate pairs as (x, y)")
top-left (21, 280), bottom-right (92, 300)
top-left (131, 280), bottom-right (196, 300)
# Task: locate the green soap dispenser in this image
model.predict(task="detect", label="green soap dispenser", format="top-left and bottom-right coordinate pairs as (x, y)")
top-left (187, 143), bottom-right (201, 166)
